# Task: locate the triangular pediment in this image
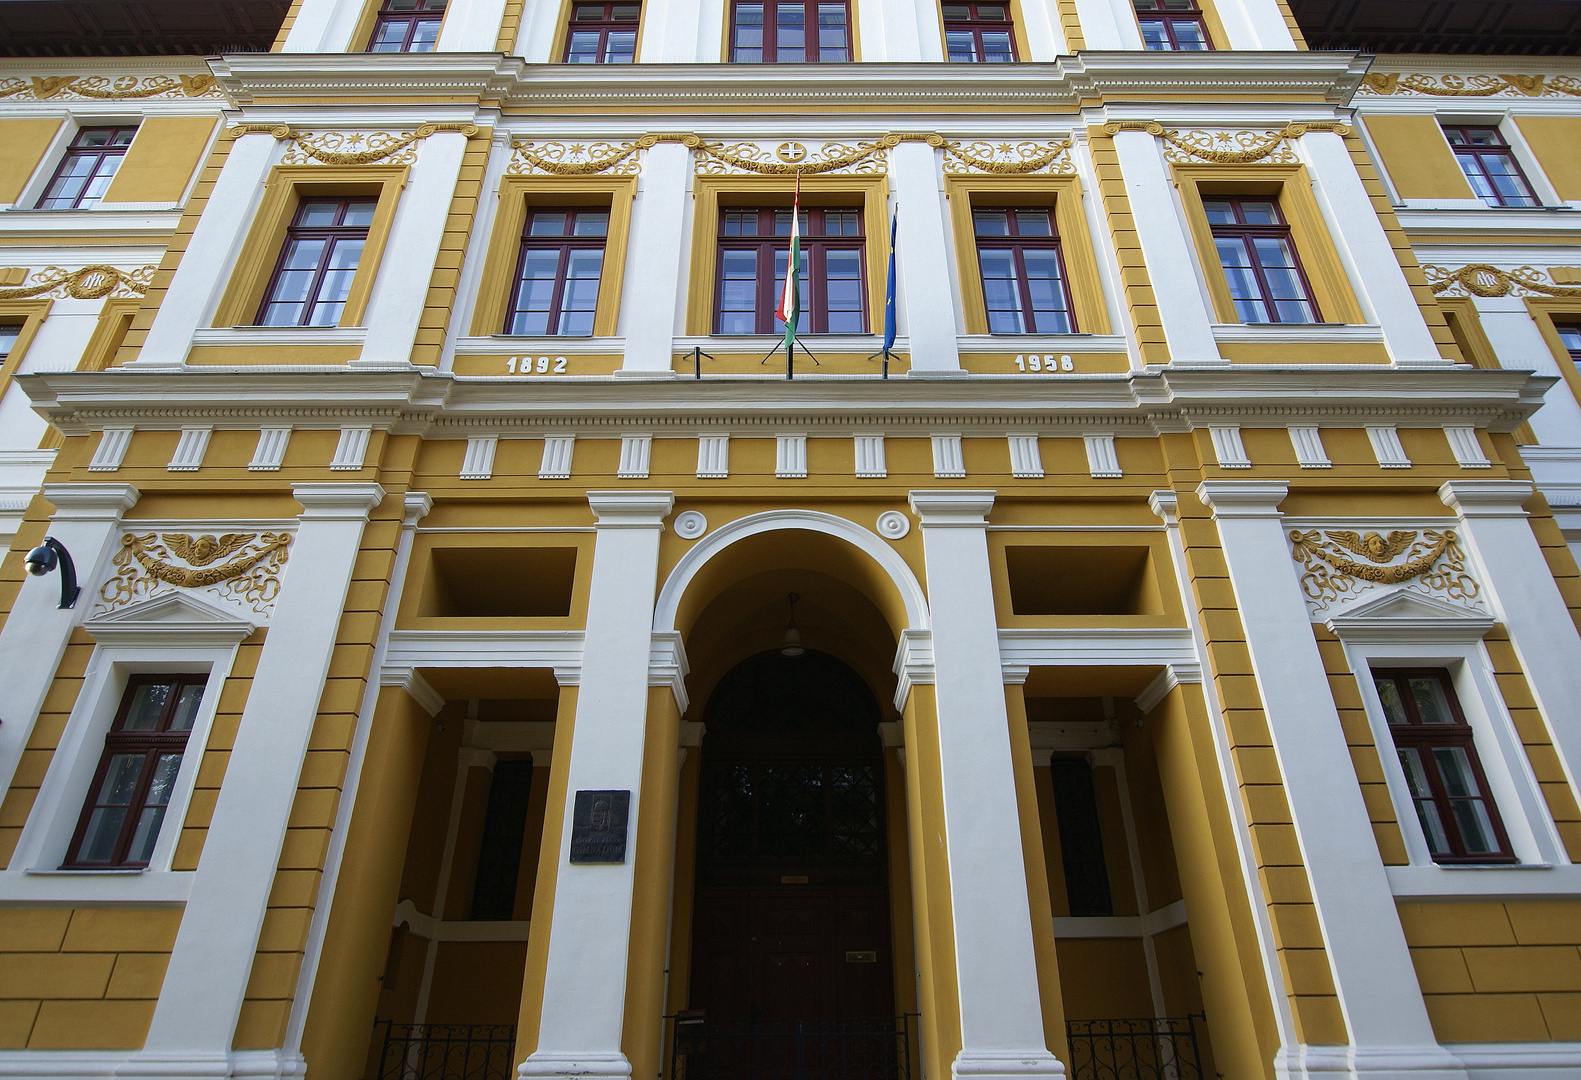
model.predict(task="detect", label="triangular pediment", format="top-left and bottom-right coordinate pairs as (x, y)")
top-left (85, 591), bottom-right (257, 644)
top-left (1325, 588), bottom-right (1493, 642)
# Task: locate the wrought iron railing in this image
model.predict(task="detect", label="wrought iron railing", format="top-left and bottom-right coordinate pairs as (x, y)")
top-left (666, 1014), bottom-right (916, 1080)
top-left (1065, 1015), bottom-right (1206, 1080)
top-left (373, 1021), bottom-right (517, 1080)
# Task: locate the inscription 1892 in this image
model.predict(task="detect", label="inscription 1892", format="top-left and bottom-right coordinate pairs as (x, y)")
top-left (569, 789), bottom-right (630, 864)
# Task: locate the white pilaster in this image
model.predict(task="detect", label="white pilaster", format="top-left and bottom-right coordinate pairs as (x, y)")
top-left (89, 428), bottom-right (132, 471)
top-left (619, 141), bottom-right (691, 373)
top-left (1008, 435), bottom-right (1043, 478)
top-left (777, 435), bottom-right (807, 478)
top-left (280, 0), bottom-right (362, 51)
top-left (890, 141), bottom-right (961, 374)
top-left (522, 491), bottom-right (673, 1080)
top-left (0, 483), bottom-right (139, 802)
top-left (1110, 131), bottom-right (1222, 365)
top-left (130, 482), bottom-right (385, 1078)
top-left (1298, 130), bottom-right (1443, 366)
top-left (696, 435), bottom-right (729, 478)
top-left (1074, 0), bottom-right (1139, 48)
top-left (132, 132), bottom-right (277, 367)
top-left (436, 0), bottom-right (511, 49)
top-left (1196, 480), bottom-right (1467, 1079)
top-left (1289, 426), bottom-right (1331, 468)
top-left (1213, 0), bottom-right (1297, 48)
top-left (360, 132), bottom-right (469, 365)
top-left (1083, 434), bottom-right (1121, 478)
top-left (1440, 480), bottom-right (1581, 800)
top-left (907, 490), bottom-right (1064, 1080)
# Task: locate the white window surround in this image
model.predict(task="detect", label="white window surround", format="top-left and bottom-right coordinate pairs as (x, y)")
top-left (3, 593), bottom-right (251, 902)
top-left (1330, 609), bottom-right (1568, 876)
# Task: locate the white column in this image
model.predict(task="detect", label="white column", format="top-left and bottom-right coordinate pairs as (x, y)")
top-left (0, 483), bottom-right (138, 799)
top-left (131, 132), bottom-right (277, 368)
top-left (891, 142), bottom-right (962, 375)
top-left (280, 0), bottom-right (353, 50)
top-left (436, 0), bottom-right (510, 49)
top-left (1110, 131), bottom-right (1223, 365)
top-left (908, 490), bottom-right (1063, 1080)
top-left (1213, 0), bottom-right (1296, 48)
top-left (1473, 296), bottom-right (1581, 445)
top-left (359, 132), bottom-right (469, 366)
top-left (641, 0), bottom-right (704, 60)
top-left (1298, 130), bottom-right (1443, 366)
top-left (128, 482), bottom-right (386, 1078)
top-left (1196, 481), bottom-right (1466, 1079)
top-left (1074, 0), bottom-right (1137, 48)
top-left (522, 491), bottom-right (673, 1080)
top-left (1441, 480), bottom-right (1581, 798)
top-left (861, 0), bottom-right (925, 60)
top-left (619, 142), bottom-right (690, 375)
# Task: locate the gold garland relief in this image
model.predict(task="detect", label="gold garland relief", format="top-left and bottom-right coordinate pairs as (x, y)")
top-left (508, 131), bottom-right (1075, 177)
top-left (0, 74), bottom-right (219, 101)
top-left (0, 265), bottom-right (154, 302)
top-left (1423, 263), bottom-right (1581, 299)
top-left (1103, 121), bottom-right (1350, 165)
top-left (1289, 529), bottom-right (1479, 610)
top-left (225, 123), bottom-right (480, 166)
top-left (1360, 72), bottom-right (1581, 98)
top-left (101, 532), bottom-right (292, 615)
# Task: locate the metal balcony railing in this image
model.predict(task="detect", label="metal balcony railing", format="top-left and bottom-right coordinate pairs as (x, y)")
top-left (373, 1021), bottom-right (517, 1080)
top-left (666, 1014), bottom-right (916, 1080)
top-left (1065, 1015), bottom-right (1207, 1080)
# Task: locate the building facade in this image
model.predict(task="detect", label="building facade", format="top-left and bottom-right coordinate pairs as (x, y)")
top-left (0, 1), bottom-right (1580, 1078)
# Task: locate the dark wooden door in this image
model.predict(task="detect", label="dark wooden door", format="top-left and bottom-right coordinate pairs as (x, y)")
top-left (691, 889), bottom-right (893, 1021)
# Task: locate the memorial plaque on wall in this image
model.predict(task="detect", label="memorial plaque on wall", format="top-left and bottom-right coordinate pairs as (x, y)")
top-left (569, 789), bottom-right (630, 863)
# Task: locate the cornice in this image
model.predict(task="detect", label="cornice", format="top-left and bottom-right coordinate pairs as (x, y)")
top-left (17, 366), bottom-right (1551, 438)
top-left (207, 51), bottom-right (1369, 112)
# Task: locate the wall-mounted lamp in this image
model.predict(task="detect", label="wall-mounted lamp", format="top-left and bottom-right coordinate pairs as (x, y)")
top-left (24, 537), bottom-right (81, 609)
top-left (780, 592), bottom-right (805, 658)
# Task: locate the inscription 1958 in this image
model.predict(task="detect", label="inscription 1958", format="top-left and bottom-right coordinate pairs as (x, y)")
top-left (569, 789), bottom-right (630, 864)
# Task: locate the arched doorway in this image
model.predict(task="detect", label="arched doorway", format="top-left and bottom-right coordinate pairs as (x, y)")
top-left (688, 648), bottom-right (895, 1024)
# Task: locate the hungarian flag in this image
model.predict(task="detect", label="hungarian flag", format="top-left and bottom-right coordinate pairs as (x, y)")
top-left (776, 171), bottom-right (802, 348)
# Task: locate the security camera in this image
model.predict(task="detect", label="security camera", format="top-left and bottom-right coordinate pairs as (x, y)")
top-left (24, 543), bottom-right (58, 577)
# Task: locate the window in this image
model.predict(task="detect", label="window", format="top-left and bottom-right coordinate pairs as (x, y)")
top-left (1555, 322), bottom-right (1581, 364)
top-left (716, 207), bottom-right (866, 335)
top-left (257, 198), bottom-right (376, 327)
top-left (1444, 126), bottom-right (1538, 208)
top-left (973, 208), bottom-right (1075, 333)
top-left (731, 0), bottom-right (850, 62)
top-left (1372, 669), bottom-right (1515, 864)
top-left (0, 324), bottom-right (19, 360)
top-left (64, 674), bottom-right (206, 869)
top-left (943, 3), bottom-right (1016, 62)
top-left (506, 209), bottom-right (609, 336)
top-left (1204, 197), bottom-right (1318, 324)
top-left (37, 126), bottom-right (137, 210)
top-left (1134, 0), bottom-right (1210, 49)
top-left (368, 0), bottom-right (447, 51)
top-left (565, 2), bottom-right (640, 62)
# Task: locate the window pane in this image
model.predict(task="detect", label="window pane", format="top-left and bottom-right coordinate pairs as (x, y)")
top-left (1374, 676), bottom-right (1410, 726)
top-left (169, 685), bottom-right (205, 731)
top-left (1398, 748), bottom-right (1451, 855)
top-left (734, 2), bottom-right (764, 60)
top-left (557, 249), bottom-right (605, 336)
top-left (824, 248), bottom-right (865, 333)
top-left (1214, 237), bottom-right (1267, 322)
top-left (123, 683), bottom-right (172, 731)
top-left (79, 754), bottom-right (145, 862)
top-left (1202, 200), bottom-right (1236, 225)
top-left (1022, 249), bottom-right (1071, 334)
top-left (1172, 18), bottom-right (1208, 48)
top-left (1432, 747), bottom-right (1498, 853)
top-left (410, 17), bottom-right (442, 49)
top-left (772, 248), bottom-right (809, 333)
top-left (530, 211), bottom-right (568, 236)
top-left (1409, 677), bottom-right (1456, 724)
top-left (126, 753), bottom-right (183, 864)
top-left (776, 1), bottom-right (807, 60)
top-left (572, 212), bottom-right (610, 236)
top-left (718, 249), bottom-right (760, 333)
top-left (342, 201), bottom-right (378, 228)
top-left (978, 248), bottom-right (1025, 333)
top-left (80, 156), bottom-right (123, 206)
top-left (1139, 18), bottom-right (1170, 48)
top-left (974, 211), bottom-right (1009, 237)
top-left (308, 237), bottom-right (365, 326)
top-left (980, 30), bottom-right (1014, 60)
top-left (1015, 210), bottom-right (1052, 237)
top-left (1559, 325), bottom-right (1581, 353)
top-left (510, 250), bottom-right (563, 335)
top-left (0, 326), bottom-right (19, 359)
top-left (1239, 201), bottom-right (1279, 225)
top-left (567, 29), bottom-right (602, 60)
top-left (1481, 155), bottom-right (1536, 206)
top-left (818, 4), bottom-right (848, 59)
top-left (606, 30), bottom-right (637, 60)
top-left (946, 30), bottom-right (977, 61)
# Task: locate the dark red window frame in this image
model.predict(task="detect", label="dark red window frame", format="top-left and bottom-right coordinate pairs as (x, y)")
top-left (715, 207), bottom-right (867, 335)
top-left (367, 0), bottom-right (448, 52)
top-left (257, 197), bottom-right (376, 327)
top-left (730, 0), bottom-right (852, 62)
top-left (1443, 126), bottom-right (1538, 208)
top-left (973, 207), bottom-right (1076, 334)
top-left (1373, 668), bottom-right (1516, 865)
top-left (1555, 322), bottom-right (1581, 365)
top-left (564, 2), bottom-right (641, 62)
top-left (63, 673), bottom-right (207, 869)
top-left (1133, 0), bottom-right (1211, 49)
top-left (36, 126), bottom-right (138, 210)
top-left (1205, 196), bottom-right (1320, 324)
top-left (506, 208), bottom-right (610, 336)
top-left (943, 2), bottom-right (1017, 62)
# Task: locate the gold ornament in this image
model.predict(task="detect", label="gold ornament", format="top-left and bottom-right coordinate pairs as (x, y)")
top-left (1423, 264), bottom-right (1581, 299)
top-left (101, 532), bottom-right (292, 615)
top-left (0, 265), bottom-right (154, 302)
top-left (0, 73), bottom-right (219, 101)
top-left (940, 138), bottom-right (1075, 175)
top-left (1290, 529), bottom-right (1478, 610)
top-left (1360, 72), bottom-right (1581, 98)
top-left (1103, 121), bottom-right (1350, 165)
top-left (279, 123), bottom-right (479, 166)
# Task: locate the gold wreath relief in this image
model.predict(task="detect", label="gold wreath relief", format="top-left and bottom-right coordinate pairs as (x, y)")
top-left (1289, 528), bottom-right (1478, 609)
top-left (1423, 264), bottom-right (1581, 300)
top-left (1361, 72), bottom-right (1581, 98)
top-left (0, 265), bottom-right (154, 302)
top-left (1102, 121), bottom-right (1350, 164)
top-left (100, 532), bottom-right (293, 615)
top-left (0, 74), bottom-right (219, 100)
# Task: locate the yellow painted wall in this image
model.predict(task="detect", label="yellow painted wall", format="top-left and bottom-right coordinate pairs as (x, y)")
top-left (0, 908), bottom-right (182, 1050)
top-left (1516, 117), bottom-right (1581, 201)
top-left (101, 117), bottom-right (219, 205)
top-left (1400, 900), bottom-right (1581, 1042)
top-left (1363, 116), bottom-right (1475, 200)
top-left (0, 119), bottom-right (62, 203)
top-left (1311, 626), bottom-right (1407, 865)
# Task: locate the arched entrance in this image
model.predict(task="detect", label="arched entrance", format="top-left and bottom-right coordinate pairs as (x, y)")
top-left (688, 648), bottom-right (894, 1024)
